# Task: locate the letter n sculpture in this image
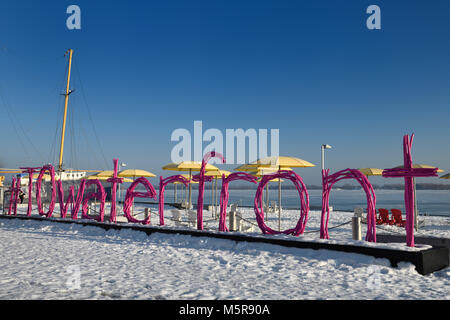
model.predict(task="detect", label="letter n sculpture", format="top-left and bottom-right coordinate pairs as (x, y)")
top-left (321, 168), bottom-right (377, 242)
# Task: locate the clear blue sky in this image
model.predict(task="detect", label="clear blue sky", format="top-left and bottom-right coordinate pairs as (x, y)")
top-left (0, 0), bottom-right (449, 185)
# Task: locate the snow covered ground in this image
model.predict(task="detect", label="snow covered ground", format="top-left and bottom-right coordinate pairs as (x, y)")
top-left (0, 204), bottom-right (449, 299)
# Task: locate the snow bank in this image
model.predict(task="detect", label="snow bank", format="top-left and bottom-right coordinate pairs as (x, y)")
top-left (0, 217), bottom-right (448, 299)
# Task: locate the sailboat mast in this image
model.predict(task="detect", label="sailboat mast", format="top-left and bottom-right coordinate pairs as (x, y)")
top-left (58, 49), bottom-right (74, 173)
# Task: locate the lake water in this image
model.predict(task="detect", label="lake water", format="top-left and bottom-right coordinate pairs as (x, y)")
top-left (152, 188), bottom-right (450, 217)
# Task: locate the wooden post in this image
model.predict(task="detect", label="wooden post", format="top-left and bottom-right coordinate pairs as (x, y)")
top-left (229, 210), bottom-right (236, 232)
top-left (145, 208), bottom-right (150, 225)
top-left (352, 216), bottom-right (362, 240)
top-left (0, 187), bottom-right (4, 211)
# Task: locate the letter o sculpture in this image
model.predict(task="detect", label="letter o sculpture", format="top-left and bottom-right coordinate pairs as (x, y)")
top-left (36, 164), bottom-right (57, 218)
top-left (254, 170), bottom-right (309, 236)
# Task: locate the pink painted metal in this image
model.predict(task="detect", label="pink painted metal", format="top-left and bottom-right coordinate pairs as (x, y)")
top-left (35, 165), bottom-right (56, 218)
top-left (382, 134), bottom-right (438, 247)
top-left (218, 172), bottom-right (258, 232)
top-left (158, 175), bottom-right (189, 226)
top-left (7, 178), bottom-right (16, 216)
top-left (192, 174), bottom-right (214, 182)
top-left (106, 159), bottom-right (124, 223)
top-left (81, 179), bottom-right (106, 222)
top-left (254, 170), bottom-right (309, 236)
top-left (70, 180), bottom-right (87, 220)
top-left (321, 168), bottom-right (377, 242)
top-left (123, 177), bottom-right (157, 225)
top-left (56, 179), bottom-right (75, 218)
top-left (20, 167), bottom-right (40, 216)
top-left (196, 151), bottom-right (226, 230)
top-left (13, 177), bottom-right (21, 215)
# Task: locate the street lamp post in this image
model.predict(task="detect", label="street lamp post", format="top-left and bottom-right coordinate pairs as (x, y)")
top-left (321, 144), bottom-right (332, 171)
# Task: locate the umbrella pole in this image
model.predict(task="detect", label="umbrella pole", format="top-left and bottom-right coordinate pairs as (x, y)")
top-left (132, 177), bottom-right (135, 216)
top-left (174, 183), bottom-right (177, 203)
top-left (184, 184), bottom-right (187, 215)
top-left (215, 177), bottom-right (218, 218)
top-left (262, 182), bottom-right (264, 218)
top-left (118, 179), bottom-right (121, 206)
top-left (188, 169), bottom-right (192, 210)
top-left (265, 184), bottom-right (269, 222)
top-left (211, 178), bottom-right (214, 217)
top-left (278, 178), bottom-right (281, 232)
top-left (414, 178), bottom-right (419, 231)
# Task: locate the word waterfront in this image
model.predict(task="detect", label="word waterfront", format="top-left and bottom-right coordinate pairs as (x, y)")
top-left (5, 135), bottom-right (435, 247)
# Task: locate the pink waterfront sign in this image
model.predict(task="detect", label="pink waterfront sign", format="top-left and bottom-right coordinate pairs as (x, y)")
top-left (7, 135), bottom-right (435, 247)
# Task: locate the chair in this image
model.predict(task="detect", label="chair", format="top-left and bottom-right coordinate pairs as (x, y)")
top-left (376, 208), bottom-right (391, 225)
top-left (171, 209), bottom-right (181, 221)
top-left (169, 209), bottom-right (183, 226)
top-left (354, 207), bottom-right (367, 223)
top-left (270, 201), bottom-right (278, 213)
top-left (187, 210), bottom-right (197, 227)
top-left (390, 209), bottom-right (406, 227)
top-left (354, 207), bottom-right (364, 218)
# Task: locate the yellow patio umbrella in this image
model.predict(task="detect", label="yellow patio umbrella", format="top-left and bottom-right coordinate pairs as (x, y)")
top-left (393, 164), bottom-right (444, 172)
top-left (257, 177), bottom-right (284, 182)
top-left (162, 161), bottom-right (218, 172)
top-left (247, 156), bottom-right (315, 231)
top-left (358, 168), bottom-right (384, 177)
top-left (248, 167), bottom-right (292, 176)
top-left (82, 174), bottom-right (133, 182)
top-left (170, 174), bottom-right (197, 184)
top-left (118, 169), bottom-right (157, 179)
top-left (162, 161), bottom-right (219, 209)
top-left (96, 170), bottom-right (115, 177)
top-left (248, 156), bottom-right (315, 169)
top-left (204, 169), bottom-right (231, 178)
top-left (172, 173), bottom-right (200, 183)
top-left (235, 164), bottom-right (292, 172)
